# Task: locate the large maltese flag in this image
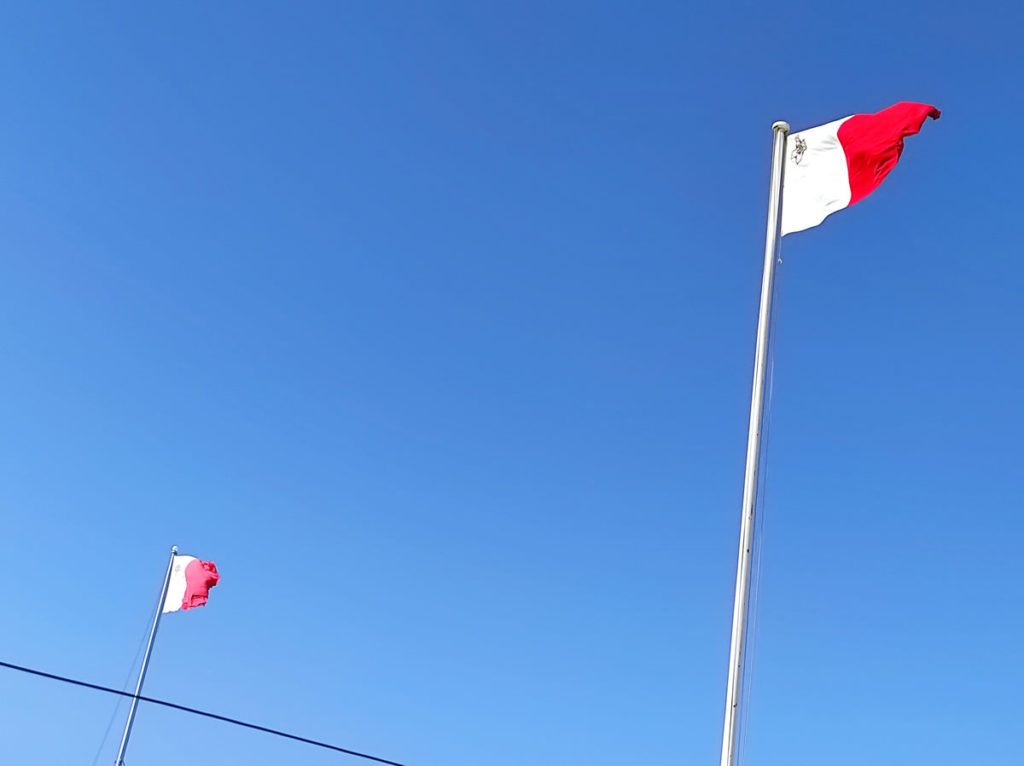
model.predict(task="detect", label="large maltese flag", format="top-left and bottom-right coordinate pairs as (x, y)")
top-left (781, 102), bottom-right (940, 235)
top-left (162, 555), bottom-right (220, 613)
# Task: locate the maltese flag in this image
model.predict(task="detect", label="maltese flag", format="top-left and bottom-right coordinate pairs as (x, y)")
top-left (781, 102), bottom-right (940, 235)
top-left (162, 555), bottom-right (220, 613)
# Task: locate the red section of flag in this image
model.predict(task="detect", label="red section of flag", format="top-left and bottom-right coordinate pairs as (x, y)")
top-left (181, 559), bottom-right (220, 610)
top-left (838, 101), bottom-right (940, 206)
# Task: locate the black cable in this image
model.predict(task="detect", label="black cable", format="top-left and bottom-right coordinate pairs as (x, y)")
top-left (0, 659), bottom-right (406, 766)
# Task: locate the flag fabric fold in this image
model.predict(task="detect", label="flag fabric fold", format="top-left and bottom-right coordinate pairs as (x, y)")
top-left (162, 555), bottom-right (220, 613)
top-left (781, 101), bottom-right (940, 235)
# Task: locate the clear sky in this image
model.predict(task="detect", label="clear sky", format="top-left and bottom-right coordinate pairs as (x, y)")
top-left (0, 3), bottom-right (1020, 765)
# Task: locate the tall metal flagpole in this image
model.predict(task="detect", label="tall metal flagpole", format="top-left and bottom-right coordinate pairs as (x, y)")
top-left (719, 120), bottom-right (789, 766)
top-left (114, 546), bottom-right (178, 766)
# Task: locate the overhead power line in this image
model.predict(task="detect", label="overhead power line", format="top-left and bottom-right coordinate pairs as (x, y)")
top-left (0, 659), bottom-right (406, 766)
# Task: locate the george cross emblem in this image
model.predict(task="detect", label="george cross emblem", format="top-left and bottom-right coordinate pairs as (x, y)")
top-left (791, 136), bottom-right (807, 165)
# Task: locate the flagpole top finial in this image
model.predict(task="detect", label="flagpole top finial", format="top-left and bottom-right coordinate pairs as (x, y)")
top-left (773, 121), bottom-right (791, 133)
top-left (171, 545), bottom-right (178, 553)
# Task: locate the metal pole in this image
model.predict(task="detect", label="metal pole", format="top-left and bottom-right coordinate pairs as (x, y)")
top-left (719, 121), bottom-right (789, 766)
top-left (114, 546), bottom-right (178, 766)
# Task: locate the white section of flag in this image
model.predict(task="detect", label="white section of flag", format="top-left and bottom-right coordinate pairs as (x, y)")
top-left (780, 117), bottom-right (852, 236)
top-left (162, 555), bottom-right (198, 613)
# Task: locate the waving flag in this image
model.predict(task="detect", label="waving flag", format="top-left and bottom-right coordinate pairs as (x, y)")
top-left (781, 101), bottom-right (940, 235)
top-left (162, 555), bottom-right (220, 613)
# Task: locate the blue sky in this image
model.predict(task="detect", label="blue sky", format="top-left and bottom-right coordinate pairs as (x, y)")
top-left (1, 3), bottom-right (1021, 765)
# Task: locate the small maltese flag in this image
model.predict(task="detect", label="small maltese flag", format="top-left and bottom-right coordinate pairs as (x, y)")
top-left (781, 102), bottom-right (940, 235)
top-left (162, 555), bottom-right (220, 613)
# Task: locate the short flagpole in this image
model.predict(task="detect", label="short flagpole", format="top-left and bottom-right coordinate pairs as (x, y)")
top-left (719, 120), bottom-right (789, 766)
top-left (114, 546), bottom-right (178, 766)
